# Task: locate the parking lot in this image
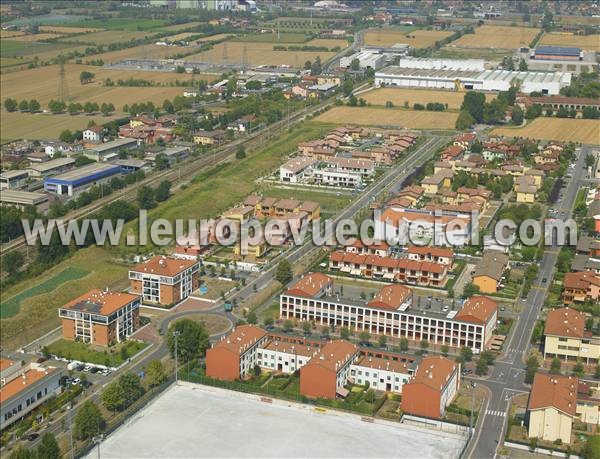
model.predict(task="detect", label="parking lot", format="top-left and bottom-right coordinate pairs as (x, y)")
top-left (91, 383), bottom-right (467, 458)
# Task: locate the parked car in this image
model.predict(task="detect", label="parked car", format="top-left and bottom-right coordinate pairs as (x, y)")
top-left (71, 378), bottom-right (81, 386)
top-left (90, 367), bottom-right (100, 374)
top-left (83, 365), bottom-right (92, 372)
top-left (26, 433), bottom-right (39, 442)
top-left (101, 369), bottom-right (111, 376)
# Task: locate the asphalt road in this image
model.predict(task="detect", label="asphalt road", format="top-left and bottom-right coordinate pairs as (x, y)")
top-left (466, 145), bottom-right (588, 459)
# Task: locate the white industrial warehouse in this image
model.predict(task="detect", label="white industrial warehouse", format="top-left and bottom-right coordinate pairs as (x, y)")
top-left (375, 60), bottom-right (572, 95)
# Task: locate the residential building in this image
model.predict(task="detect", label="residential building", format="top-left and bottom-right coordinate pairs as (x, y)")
top-left (406, 246), bottom-right (454, 266)
top-left (192, 130), bottom-right (227, 146)
top-left (325, 157), bottom-right (375, 177)
top-left (279, 157), bottom-right (317, 183)
top-left (58, 289), bottom-right (141, 346)
top-left (313, 168), bottom-right (363, 188)
top-left (129, 256), bottom-right (200, 306)
top-left (0, 360), bottom-right (62, 430)
top-left (401, 356), bottom-right (460, 419)
top-left (562, 271), bottom-right (600, 305)
top-left (472, 250), bottom-right (509, 293)
top-left (300, 340), bottom-right (360, 399)
top-left (82, 125), bottom-right (104, 143)
top-left (514, 175), bottom-right (539, 203)
top-left (527, 373), bottom-right (578, 444)
top-left (281, 273), bottom-right (498, 352)
top-left (350, 354), bottom-right (417, 393)
top-left (205, 325), bottom-right (269, 381)
top-left (543, 307), bottom-right (599, 365)
top-left (329, 251), bottom-right (449, 287)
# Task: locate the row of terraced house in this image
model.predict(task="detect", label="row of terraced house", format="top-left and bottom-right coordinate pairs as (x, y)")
top-left (205, 324), bottom-right (460, 420)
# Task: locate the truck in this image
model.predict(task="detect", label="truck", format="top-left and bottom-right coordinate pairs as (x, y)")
top-left (67, 361), bottom-right (82, 371)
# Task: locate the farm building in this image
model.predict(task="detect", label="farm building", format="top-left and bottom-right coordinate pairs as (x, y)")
top-left (375, 66), bottom-right (572, 95)
top-left (397, 57), bottom-right (485, 72)
top-left (533, 46), bottom-right (582, 61)
top-left (44, 163), bottom-right (121, 197)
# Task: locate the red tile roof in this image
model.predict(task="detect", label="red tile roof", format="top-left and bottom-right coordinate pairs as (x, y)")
top-left (410, 356), bottom-right (457, 392)
top-left (544, 307), bottom-right (586, 339)
top-left (455, 295), bottom-right (497, 325)
top-left (528, 373), bottom-right (578, 416)
top-left (212, 325), bottom-right (267, 356)
top-left (132, 255), bottom-right (198, 278)
top-left (286, 272), bottom-right (332, 297)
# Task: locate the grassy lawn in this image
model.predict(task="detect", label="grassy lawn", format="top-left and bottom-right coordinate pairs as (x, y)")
top-left (259, 185), bottom-right (352, 216)
top-left (377, 394), bottom-right (402, 421)
top-left (174, 314), bottom-right (231, 336)
top-left (46, 339), bottom-right (148, 367)
top-left (1, 266), bottom-right (89, 319)
top-left (197, 277), bottom-right (236, 300)
top-left (0, 247), bottom-right (130, 351)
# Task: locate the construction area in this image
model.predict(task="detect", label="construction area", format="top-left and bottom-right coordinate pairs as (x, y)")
top-left (90, 383), bottom-right (467, 458)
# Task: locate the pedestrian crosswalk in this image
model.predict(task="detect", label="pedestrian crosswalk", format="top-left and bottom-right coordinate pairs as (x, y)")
top-left (486, 410), bottom-right (506, 417)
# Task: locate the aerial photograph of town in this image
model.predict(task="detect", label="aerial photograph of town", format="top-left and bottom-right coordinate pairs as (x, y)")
top-left (0, 0), bottom-right (598, 458)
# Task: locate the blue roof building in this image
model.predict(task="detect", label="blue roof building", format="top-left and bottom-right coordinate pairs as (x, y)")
top-left (534, 46), bottom-right (582, 61)
top-left (44, 162), bottom-right (121, 197)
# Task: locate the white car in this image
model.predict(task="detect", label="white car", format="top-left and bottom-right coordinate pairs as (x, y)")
top-left (71, 378), bottom-right (81, 385)
top-left (83, 365), bottom-right (91, 372)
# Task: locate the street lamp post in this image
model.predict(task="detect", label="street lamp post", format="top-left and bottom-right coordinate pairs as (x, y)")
top-left (68, 403), bottom-right (74, 459)
top-left (92, 434), bottom-right (104, 459)
top-left (469, 382), bottom-right (476, 438)
top-left (173, 330), bottom-right (181, 383)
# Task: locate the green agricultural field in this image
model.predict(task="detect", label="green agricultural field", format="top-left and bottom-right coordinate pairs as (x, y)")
top-left (1, 267), bottom-right (90, 319)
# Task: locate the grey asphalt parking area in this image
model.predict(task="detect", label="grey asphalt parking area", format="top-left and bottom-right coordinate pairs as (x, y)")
top-left (91, 383), bottom-right (466, 458)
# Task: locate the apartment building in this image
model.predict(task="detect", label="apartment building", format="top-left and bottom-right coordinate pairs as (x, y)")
top-left (205, 326), bottom-right (458, 405)
top-left (300, 340), bottom-right (360, 399)
top-left (527, 373), bottom-right (578, 444)
top-left (313, 168), bottom-right (363, 188)
top-left (329, 251), bottom-right (449, 287)
top-left (206, 325), bottom-right (269, 381)
top-left (406, 246), bottom-right (454, 266)
top-left (279, 157), bottom-right (318, 183)
top-left (280, 273), bottom-right (498, 351)
top-left (543, 307), bottom-right (599, 365)
top-left (401, 356), bottom-right (460, 419)
top-left (350, 354), bottom-right (416, 393)
top-left (472, 250), bottom-right (509, 293)
top-left (58, 290), bottom-right (140, 346)
top-left (129, 256), bottom-right (200, 306)
top-left (375, 207), bottom-right (472, 247)
top-left (1, 360), bottom-right (62, 430)
top-left (562, 271), bottom-right (600, 305)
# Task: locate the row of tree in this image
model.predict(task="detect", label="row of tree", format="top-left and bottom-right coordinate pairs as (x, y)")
top-left (2, 98), bottom-right (115, 116)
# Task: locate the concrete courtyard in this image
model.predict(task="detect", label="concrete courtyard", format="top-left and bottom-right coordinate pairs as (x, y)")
top-left (90, 383), bottom-right (466, 458)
